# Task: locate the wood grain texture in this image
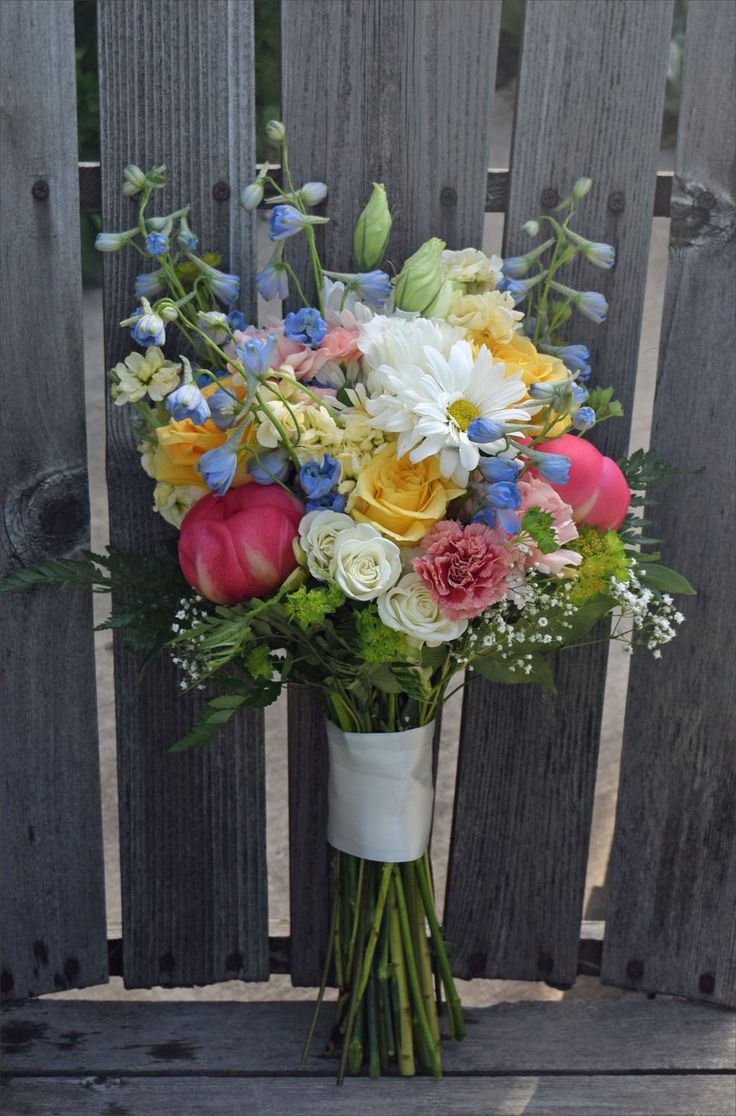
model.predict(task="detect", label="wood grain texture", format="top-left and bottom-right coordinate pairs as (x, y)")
top-left (281, 0), bottom-right (501, 987)
top-left (6, 1076), bottom-right (735, 1116)
top-left (602, 0), bottom-right (736, 1008)
top-left (444, 0), bottom-right (674, 984)
top-left (97, 0), bottom-right (268, 987)
top-left (0, 0), bottom-right (108, 1001)
top-left (3, 999), bottom-right (734, 1075)
top-left (281, 0), bottom-right (501, 289)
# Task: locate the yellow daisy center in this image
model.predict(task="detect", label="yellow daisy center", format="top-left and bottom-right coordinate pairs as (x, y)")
top-left (447, 398), bottom-right (480, 431)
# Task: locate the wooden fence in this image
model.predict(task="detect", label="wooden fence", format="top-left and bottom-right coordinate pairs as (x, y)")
top-left (1, 0), bottom-right (734, 1017)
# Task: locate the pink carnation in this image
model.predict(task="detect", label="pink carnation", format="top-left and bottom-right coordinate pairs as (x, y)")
top-left (413, 521), bottom-right (513, 621)
top-left (518, 475), bottom-right (583, 576)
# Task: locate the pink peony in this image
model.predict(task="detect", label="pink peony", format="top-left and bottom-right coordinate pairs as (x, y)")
top-left (517, 475), bottom-right (583, 576)
top-left (533, 434), bottom-right (630, 531)
top-left (179, 484), bottom-right (304, 604)
top-left (413, 521), bottom-right (513, 621)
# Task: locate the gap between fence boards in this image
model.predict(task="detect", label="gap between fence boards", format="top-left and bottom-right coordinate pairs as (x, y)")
top-left (104, 921), bottom-right (605, 982)
top-left (78, 163), bottom-right (674, 217)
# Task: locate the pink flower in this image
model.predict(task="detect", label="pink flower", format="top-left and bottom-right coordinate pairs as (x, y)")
top-left (229, 325), bottom-right (333, 382)
top-left (533, 434), bottom-right (630, 530)
top-left (179, 484), bottom-right (304, 604)
top-left (517, 475), bottom-right (583, 576)
top-left (321, 326), bottom-right (361, 363)
top-left (413, 521), bottom-right (513, 621)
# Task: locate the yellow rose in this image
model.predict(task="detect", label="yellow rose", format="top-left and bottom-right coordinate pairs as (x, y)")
top-left (482, 334), bottom-right (572, 437)
top-left (154, 419), bottom-right (251, 488)
top-left (348, 443), bottom-right (464, 544)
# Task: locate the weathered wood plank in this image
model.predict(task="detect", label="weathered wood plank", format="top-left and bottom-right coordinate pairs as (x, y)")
top-left (0, 0), bottom-right (108, 1001)
top-left (603, 0), bottom-right (736, 1008)
top-left (4, 1075), bottom-right (733, 1116)
top-left (281, 0), bottom-right (502, 986)
top-left (444, 0), bottom-right (674, 984)
top-left (3, 1000), bottom-right (734, 1075)
top-left (80, 163), bottom-right (676, 217)
top-left (97, 0), bottom-right (268, 987)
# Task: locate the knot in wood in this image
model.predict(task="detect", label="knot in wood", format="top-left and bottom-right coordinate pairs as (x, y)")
top-left (440, 185), bottom-right (458, 209)
top-left (4, 468), bottom-right (90, 567)
top-left (541, 188), bottom-right (559, 209)
top-left (212, 180), bottom-right (231, 202)
top-left (698, 191), bottom-right (716, 210)
top-left (626, 958), bottom-right (644, 980)
top-left (31, 179), bottom-right (49, 201)
top-left (698, 972), bottom-right (715, 994)
top-left (608, 191), bottom-right (625, 212)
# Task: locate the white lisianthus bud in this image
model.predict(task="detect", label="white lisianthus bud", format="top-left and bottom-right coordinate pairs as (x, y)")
top-left (353, 182), bottom-right (392, 271)
top-left (265, 119), bottom-right (286, 143)
top-left (522, 219), bottom-right (540, 237)
top-left (330, 524), bottom-right (402, 601)
top-left (298, 510), bottom-right (354, 580)
top-left (240, 182), bottom-right (264, 211)
top-left (377, 573), bottom-right (468, 646)
top-left (300, 181), bottom-right (328, 206)
top-left (123, 164), bottom-right (147, 197)
top-left (394, 237), bottom-right (446, 315)
top-left (572, 177), bottom-right (593, 201)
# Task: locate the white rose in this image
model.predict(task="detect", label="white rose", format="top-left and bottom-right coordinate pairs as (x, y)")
top-left (298, 510), bottom-right (354, 580)
top-left (377, 572), bottom-right (467, 646)
top-left (331, 524), bottom-right (401, 601)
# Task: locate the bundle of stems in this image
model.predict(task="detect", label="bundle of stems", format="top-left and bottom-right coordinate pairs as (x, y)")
top-left (302, 849), bottom-right (464, 1083)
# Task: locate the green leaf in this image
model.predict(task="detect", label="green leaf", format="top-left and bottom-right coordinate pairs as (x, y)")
top-left (521, 507), bottom-right (557, 554)
top-left (472, 653), bottom-right (556, 693)
top-left (586, 385), bottom-right (623, 423)
top-left (367, 664), bottom-right (404, 694)
top-left (635, 563), bottom-right (696, 596)
top-left (0, 557), bottom-right (110, 594)
top-left (389, 666), bottom-right (433, 702)
top-left (559, 593), bottom-right (616, 644)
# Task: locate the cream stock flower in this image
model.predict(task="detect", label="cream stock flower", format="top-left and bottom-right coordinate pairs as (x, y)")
top-left (441, 248), bottom-right (503, 291)
top-left (112, 347), bottom-right (181, 405)
top-left (377, 572), bottom-right (467, 646)
top-left (152, 482), bottom-right (203, 528)
top-left (447, 289), bottom-right (523, 342)
top-left (330, 524), bottom-right (402, 601)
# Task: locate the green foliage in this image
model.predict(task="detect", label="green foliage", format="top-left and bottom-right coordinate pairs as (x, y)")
top-left (170, 683), bottom-right (281, 752)
top-left (284, 583), bottom-right (345, 630)
top-left (472, 652), bottom-right (555, 692)
top-left (356, 604), bottom-right (409, 663)
top-left (585, 385), bottom-right (623, 424)
top-left (520, 507), bottom-right (557, 554)
top-left (618, 447), bottom-right (687, 550)
top-left (634, 563), bottom-right (695, 596)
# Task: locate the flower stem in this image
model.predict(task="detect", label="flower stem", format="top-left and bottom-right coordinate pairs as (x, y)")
top-left (417, 852), bottom-right (464, 1040)
top-left (392, 867), bottom-right (442, 1078)
top-left (388, 878), bottom-right (415, 1076)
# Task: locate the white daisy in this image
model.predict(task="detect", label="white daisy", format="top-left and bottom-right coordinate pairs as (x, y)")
top-left (365, 339), bottom-right (532, 486)
top-left (357, 312), bottom-right (464, 394)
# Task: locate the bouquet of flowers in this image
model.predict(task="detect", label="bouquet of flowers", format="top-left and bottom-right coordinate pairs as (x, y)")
top-left (3, 121), bottom-right (693, 1082)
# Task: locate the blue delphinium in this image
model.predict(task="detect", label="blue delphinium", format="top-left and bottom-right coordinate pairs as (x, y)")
top-left (478, 456), bottom-right (521, 483)
top-left (227, 309), bottom-right (247, 332)
top-left (466, 417), bottom-right (505, 444)
top-left (197, 444), bottom-right (238, 497)
top-left (146, 232), bottom-right (169, 256)
top-left (526, 449), bottom-right (571, 486)
top-left (207, 389), bottom-right (238, 430)
top-left (306, 492), bottom-right (347, 513)
top-left (540, 342), bottom-right (591, 380)
top-left (300, 455), bottom-right (341, 500)
top-left (284, 308), bottom-right (327, 347)
top-left (236, 334), bottom-right (278, 377)
top-left (572, 406), bottom-right (596, 432)
top-left (134, 270), bottom-right (165, 300)
top-left (165, 382), bottom-right (211, 425)
top-left (256, 249), bottom-right (289, 301)
top-left (269, 204), bottom-right (308, 241)
top-left (127, 300), bottom-right (166, 346)
top-left (248, 447), bottom-right (291, 485)
top-left (351, 271), bottom-right (392, 309)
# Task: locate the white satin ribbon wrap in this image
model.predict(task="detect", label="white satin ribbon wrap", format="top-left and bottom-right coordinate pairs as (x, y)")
top-left (326, 720), bottom-right (435, 863)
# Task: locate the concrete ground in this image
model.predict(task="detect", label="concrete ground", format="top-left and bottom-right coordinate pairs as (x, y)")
top-left (58, 84), bottom-right (672, 1007)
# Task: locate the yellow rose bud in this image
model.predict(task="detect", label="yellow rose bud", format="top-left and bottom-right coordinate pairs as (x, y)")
top-left (353, 182), bottom-right (392, 271)
top-left (393, 237), bottom-right (446, 315)
top-left (348, 443), bottom-right (464, 545)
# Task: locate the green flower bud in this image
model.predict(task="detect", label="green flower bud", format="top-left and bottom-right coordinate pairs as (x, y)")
top-left (393, 237), bottom-right (446, 315)
top-left (265, 119), bottom-right (286, 144)
top-left (572, 176), bottom-right (593, 201)
top-left (353, 182), bottom-right (392, 271)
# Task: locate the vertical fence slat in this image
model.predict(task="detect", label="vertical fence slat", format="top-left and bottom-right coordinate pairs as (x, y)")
top-left (282, 0), bottom-right (501, 985)
top-left (98, 0), bottom-right (268, 987)
top-left (602, 0), bottom-right (736, 1008)
top-left (0, 0), bottom-right (108, 999)
top-left (444, 0), bottom-right (674, 985)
